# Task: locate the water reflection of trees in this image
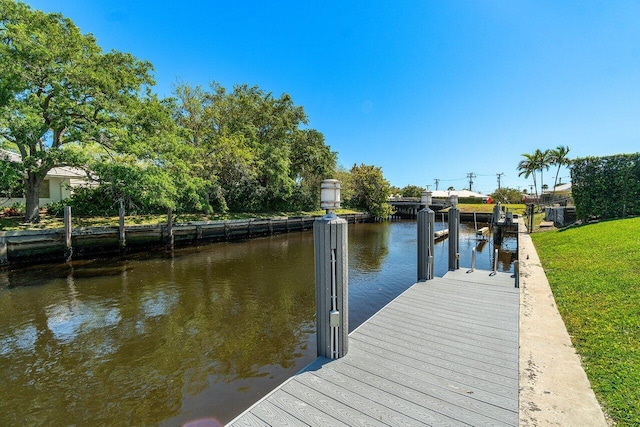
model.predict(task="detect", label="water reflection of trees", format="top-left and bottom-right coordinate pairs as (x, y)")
top-left (348, 223), bottom-right (390, 272)
top-left (0, 233), bottom-right (316, 426)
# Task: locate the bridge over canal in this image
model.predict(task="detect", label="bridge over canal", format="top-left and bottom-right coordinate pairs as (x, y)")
top-left (388, 197), bottom-right (449, 218)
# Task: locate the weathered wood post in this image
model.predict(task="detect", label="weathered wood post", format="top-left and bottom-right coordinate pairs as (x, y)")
top-left (418, 191), bottom-right (435, 281)
top-left (0, 238), bottom-right (8, 265)
top-left (492, 203), bottom-right (502, 225)
top-left (167, 208), bottom-right (174, 250)
top-left (64, 206), bottom-right (73, 262)
top-left (118, 199), bottom-right (126, 251)
top-left (314, 179), bottom-right (348, 359)
top-left (448, 195), bottom-right (460, 271)
top-left (493, 203), bottom-right (503, 243)
top-left (527, 203), bottom-right (535, 233)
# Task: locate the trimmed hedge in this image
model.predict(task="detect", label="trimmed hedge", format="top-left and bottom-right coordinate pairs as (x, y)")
top-left (571, 153), bottom-right (640, 221)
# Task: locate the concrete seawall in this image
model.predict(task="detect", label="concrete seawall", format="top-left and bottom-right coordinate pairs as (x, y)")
top-left (0, 214), bottom-right (373, 266)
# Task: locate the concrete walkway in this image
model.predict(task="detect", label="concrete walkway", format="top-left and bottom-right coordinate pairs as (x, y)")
top-left (518, 222), bottom-right (609, 426)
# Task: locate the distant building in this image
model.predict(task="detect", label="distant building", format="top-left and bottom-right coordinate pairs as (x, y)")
top-left (430, 189), bottom-right (490, 202)
top-left (0, 149), bottom-right (89, 207)
top-left (541, 182), bottom-right (573, 205)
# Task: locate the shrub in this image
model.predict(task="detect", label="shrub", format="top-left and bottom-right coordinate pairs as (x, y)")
top-left (571, 153), bottom-right (640, 221)
top-left (1, 203), bottom-right (25, 217)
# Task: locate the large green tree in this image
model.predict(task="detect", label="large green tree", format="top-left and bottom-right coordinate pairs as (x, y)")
top-left (0, 152), bottom-right (23, 199)
top-left (343, 163), bottom-right (392, 218)
top-left (490, 187), bottom-right (524, 204)
top-left (86, 96), bottom-right (208, 215)
top-left (0, 0), bottom-right (154, 221)
top-left (400, 185), bottom-right (425, 198)
top-left (173, 82), bottom-right (336, 212)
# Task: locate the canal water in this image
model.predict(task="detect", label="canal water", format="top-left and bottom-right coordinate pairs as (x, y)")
top-left (0, 219), bottom-right (515, 426)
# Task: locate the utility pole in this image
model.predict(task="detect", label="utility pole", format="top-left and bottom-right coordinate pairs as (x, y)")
top-left (496, 172), bottom-right (504, 190)
top-left (466, 172), bottom-right (476, 191)
top-left (425, 184), bottom-right (431, 190)
top-left (434, 178), bottom-right (440, 191)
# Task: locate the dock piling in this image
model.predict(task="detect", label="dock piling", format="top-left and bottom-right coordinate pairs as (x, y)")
top-left (418, 191), bottom-right (435, 281)
top-left (0, 238), bottom-right (7, 265)
top-left (448, 196), bottom-right (460, 271)
top-left (167, 208), bottom-right (174, 250)
top-left (64, 206), bottom-right (73, 262)
top-left (314, 179), bottom-right (348, 359)
top-left (118, 201), bottom-right (126, 251)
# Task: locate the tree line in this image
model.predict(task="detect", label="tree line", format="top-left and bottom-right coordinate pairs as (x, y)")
top-left (0, 1), bottom-right (391, 222)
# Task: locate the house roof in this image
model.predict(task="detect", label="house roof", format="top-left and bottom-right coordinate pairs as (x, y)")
top-left (0, 149), bottom-right (21, 163)
top-left (0, 149), bottom-right (87, 179)
top-left (543, 182), bottom-right (572, 193)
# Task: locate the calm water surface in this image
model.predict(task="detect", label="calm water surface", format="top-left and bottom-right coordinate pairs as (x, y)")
top-left (0, 220), bottom-right (514, 426)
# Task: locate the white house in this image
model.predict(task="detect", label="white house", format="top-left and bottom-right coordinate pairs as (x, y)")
top-left (0, 149), bottom-right (89, 207)
top-left (430, 189), bottom-right (490, 201)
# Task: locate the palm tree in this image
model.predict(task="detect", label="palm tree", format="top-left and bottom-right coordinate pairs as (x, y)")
top-left (549, 145), bottom-right (571, 200)
top-left (518, 149), bottom-right (552, 202)
top-left (538, 149), bottom-right (552, 199)
top-left (517, 152), bottom-right (540, 199)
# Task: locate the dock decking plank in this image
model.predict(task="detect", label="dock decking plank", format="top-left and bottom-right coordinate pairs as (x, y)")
top-left (353, 319), bottom-right (518, 373)
top-left (365, 311), bottom-right (518, 364)
top-left (279, 380), bottom-right (388, 427)
top-left (227, 270), bottom-right (519, 426)
top-left (336, 353), bottom-right (517, 426)
top-left (348, 337), bottom-right (518, 397)
top-left (296, 371), bottom-right (419, 426)
top-left (268, 389), bottom-right (350, 427)
top-left (304, 363), bottom-right (455, 426)
top-left (379, 300), bottom-right (518, 337)
top-left (248, 401), bottom-right (308, 427)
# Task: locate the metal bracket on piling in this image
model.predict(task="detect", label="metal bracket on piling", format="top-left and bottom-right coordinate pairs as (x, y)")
top-left (513, 260), bottom-right (520, 288)
top-left (467, 247), bottom-right (477, 273)
top-left (490, 248), bottom-right (499, 276)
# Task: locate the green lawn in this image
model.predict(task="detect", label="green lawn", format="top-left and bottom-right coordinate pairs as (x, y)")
top-left (453, 203), bottom-right (526, 215)
top-left (532, 218), bottom-right (640, 425)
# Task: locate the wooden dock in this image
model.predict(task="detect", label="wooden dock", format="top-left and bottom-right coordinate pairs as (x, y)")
top-left (228, 269), bottom-right (519, 426)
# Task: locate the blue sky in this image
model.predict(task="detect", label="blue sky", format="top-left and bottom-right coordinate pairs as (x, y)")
top-left (24, 0), bottom-right (640, 194)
